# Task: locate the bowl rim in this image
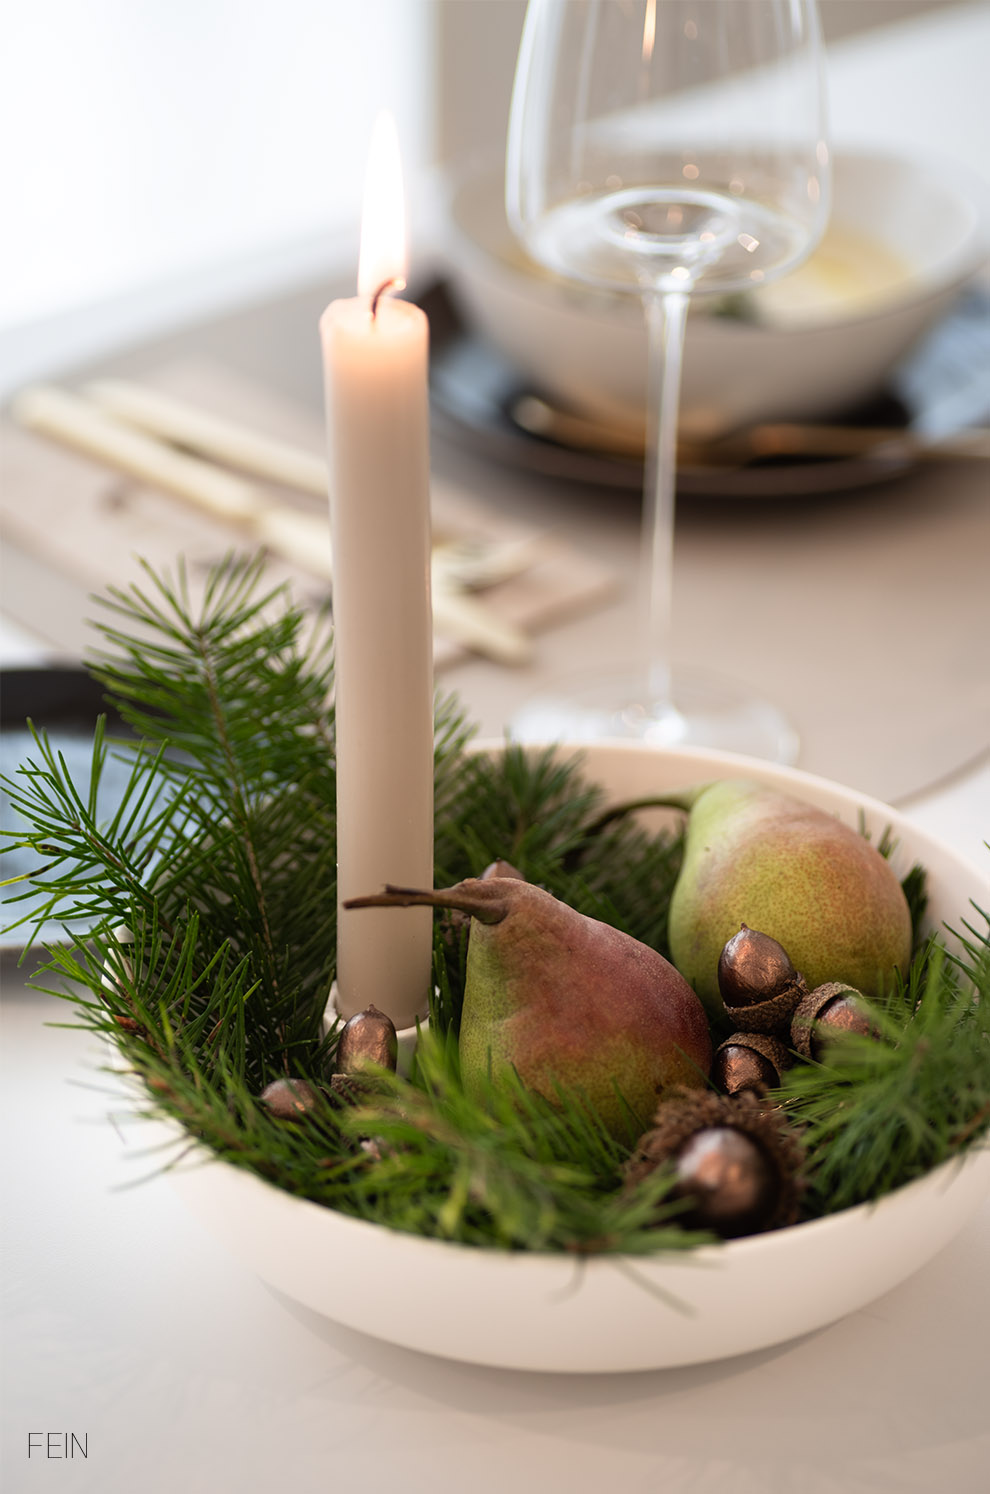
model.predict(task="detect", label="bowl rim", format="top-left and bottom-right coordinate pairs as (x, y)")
top-left (473, 735), bottom-right (990, 891)
top-left (443, 144), bottom-right (990, 333)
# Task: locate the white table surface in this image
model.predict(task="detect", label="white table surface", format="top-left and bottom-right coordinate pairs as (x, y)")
top-left (3, 6), bottom-right (990, 1491)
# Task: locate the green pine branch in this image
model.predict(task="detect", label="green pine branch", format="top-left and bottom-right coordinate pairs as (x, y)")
top-left (2, 552), bottom-right (988, 1255)
top-left (775, 919), bottom-right (990, 1213)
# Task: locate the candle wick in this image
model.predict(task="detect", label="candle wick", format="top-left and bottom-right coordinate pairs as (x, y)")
top-left (370, 277), bottom-right (406, 321)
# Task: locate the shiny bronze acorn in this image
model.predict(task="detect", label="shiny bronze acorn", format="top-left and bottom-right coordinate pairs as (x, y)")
top-left (336, 1004), bottom-right (398, 1075)
top-left (712, 1031), bottom-right (792, 1096)
top-left (670, 1127), bottom-right (780, 1238)
top-left (624, 1089), bottom-right (804, 1238)
top-left (718, 925), bottom-right (807, 1034)
top-left (791, 982), bottom-right (873, 1060)
top-left (259, 1077), bottom-right (319, 1120)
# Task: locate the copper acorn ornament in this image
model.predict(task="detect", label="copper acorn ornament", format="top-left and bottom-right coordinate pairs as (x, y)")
top-left (712, 1031), bottom-right (792, 1096)
top-left (336, 1003), bottom-right (398, 1074)
top-left (329, 1004), bottom-right (399, 1107)
top-left (791, 982), bottom-right (873, 1060)
top-left (259, 1077), bottom-right (319, 1120)
top-left (671, 1127), bottom-right (779, 1237)
top-left (717, 925), bottom-right (807, 1034)
top-left (624, 1089), bottom-right (805, 1238)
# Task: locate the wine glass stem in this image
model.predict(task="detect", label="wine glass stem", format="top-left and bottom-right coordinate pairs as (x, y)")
top-left (640, 287), bottom-right (689, 716)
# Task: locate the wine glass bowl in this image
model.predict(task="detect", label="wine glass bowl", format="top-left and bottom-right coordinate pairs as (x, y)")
top-left (508, 0), bottom-right (829, 299)
top-left (505, 0), bottom-right (830, 757)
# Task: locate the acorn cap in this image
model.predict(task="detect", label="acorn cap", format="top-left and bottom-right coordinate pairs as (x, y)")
top-left (722, 980), bottom-right (808, 1036)
top-left (623, 1088), bottom-right (805, 1235)
top-left (791, 981), bottom-right (870, 1059)
top-left (328, 1072), bottom-right (372, 1107)
top-left (712, 1031), bottom-right (792, 1096)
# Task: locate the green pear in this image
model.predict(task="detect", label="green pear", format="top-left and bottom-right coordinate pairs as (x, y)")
top-left (662, 779), bottom-right (913, 1018)
top-left (344, 877), bottom-right (711, 1139)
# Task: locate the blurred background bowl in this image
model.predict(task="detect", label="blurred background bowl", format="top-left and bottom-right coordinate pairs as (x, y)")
top-left (440, 149), bottom-right (989, 440)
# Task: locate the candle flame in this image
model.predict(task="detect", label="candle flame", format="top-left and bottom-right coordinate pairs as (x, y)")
top-left (642, 0), bottom-right (656, 62)
top-left (358, 111), bottom-right (407, 301)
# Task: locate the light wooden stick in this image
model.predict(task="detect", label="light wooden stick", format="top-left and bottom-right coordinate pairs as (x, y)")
top-left (84, 379), bottom-right (330, 495)
top-left (11, 385), bottom-right (531, 665)
top-left (12, 385), bottom-right (264, 523)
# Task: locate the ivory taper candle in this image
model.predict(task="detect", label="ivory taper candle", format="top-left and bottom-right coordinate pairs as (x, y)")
top-left (320, 112), bottom-right (434, 1027)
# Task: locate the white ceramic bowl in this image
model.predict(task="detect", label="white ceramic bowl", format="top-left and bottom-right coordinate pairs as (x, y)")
top-left (441, 150), bottom-right (989, 438)
top-left (147, 742), bottom-right (990, 1374)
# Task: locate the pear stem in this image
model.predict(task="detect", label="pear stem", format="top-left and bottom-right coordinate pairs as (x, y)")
top-left (343, 881), bottom-right (513, 926)
top-left (582, 788), bottom-right (705, 835)
top-left (558, 788), bottom-right (706, 874)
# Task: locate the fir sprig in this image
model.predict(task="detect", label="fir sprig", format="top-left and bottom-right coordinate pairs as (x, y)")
top-left (776, 917), bottom-right (990, 1214)
top-left (2, 554), bottom-right (989, 1256)
top-left (89, 554), bottom-right (339, 1028)
top-left (331, 1033), bottom-right (708, 1253)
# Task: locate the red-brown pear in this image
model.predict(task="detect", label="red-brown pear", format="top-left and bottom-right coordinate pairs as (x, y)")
top-left (345, 877), bottom-right (711, 1139)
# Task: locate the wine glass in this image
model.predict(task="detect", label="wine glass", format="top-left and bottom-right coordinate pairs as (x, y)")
top-left (505, 0), bottom-right (830, 757)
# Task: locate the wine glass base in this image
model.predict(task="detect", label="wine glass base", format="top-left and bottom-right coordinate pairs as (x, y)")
top-left (509, 665), bottom-right (799, 764)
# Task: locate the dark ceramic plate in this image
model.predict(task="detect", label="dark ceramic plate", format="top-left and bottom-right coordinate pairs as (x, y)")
top-left (419, 279), bottom-right (987, 500)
